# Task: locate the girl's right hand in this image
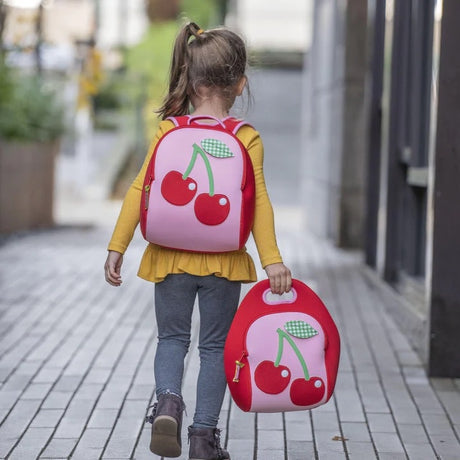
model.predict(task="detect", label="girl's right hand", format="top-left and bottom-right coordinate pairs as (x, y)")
top-left (104, 250), bottom-right (123, 286)
top-left (264, 262), bottom-right (292, 294)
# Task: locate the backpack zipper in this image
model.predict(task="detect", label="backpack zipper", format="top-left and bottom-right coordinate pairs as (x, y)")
top-left (144, 183), bottom-right (151, 210)
top-left (232, 350), bottom-right (248, 382)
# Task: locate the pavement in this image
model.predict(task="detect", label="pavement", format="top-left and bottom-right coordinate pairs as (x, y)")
top-left (1, 212), bottom-right (459, 460)
top-left (0, 68), bottom-right (459, 459)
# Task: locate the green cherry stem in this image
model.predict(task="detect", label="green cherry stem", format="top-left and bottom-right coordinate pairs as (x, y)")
top-left (183, 144), bottom-right (215, 196)
top-left (274, 329), bottom-right (285, 367)
top-left (182, 148), bottom-right (198, 181)
top-left (275, 328), bottom-right (310, 381)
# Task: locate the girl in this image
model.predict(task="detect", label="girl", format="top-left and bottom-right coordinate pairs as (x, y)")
top-left (104, 22), bottom-right (291, 460)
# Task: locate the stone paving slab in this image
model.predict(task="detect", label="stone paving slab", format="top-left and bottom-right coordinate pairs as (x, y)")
top-left (0, 219), bottom-right (459, 459)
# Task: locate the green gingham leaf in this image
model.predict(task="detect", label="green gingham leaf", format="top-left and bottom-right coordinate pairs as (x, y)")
top-left (284, 320), bottom-right (318, 339)
top-left (201, 138), bottom-right (234, 158)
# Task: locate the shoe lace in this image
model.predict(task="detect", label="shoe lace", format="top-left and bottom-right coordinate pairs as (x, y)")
top-left (144, 396), bottom-right (187, 425)
top-left (214, 429), bottom-right (224, 459)
top-left (144, 402), bottom-right (157, 424)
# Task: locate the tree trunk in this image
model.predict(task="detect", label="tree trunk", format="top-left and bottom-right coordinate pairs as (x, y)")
top-left (0, 0), bottom-right (7, 53)
top-left (146, 0), bottom-right (180, 22)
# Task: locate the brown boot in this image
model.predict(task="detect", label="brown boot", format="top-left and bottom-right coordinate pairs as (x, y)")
top-left (145, 393), bottom-right (185, 458)
top-left (188, 426), bottom-right (231, 460)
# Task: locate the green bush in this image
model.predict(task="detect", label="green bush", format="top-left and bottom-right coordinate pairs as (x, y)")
top-left (93, 78), bottom-right (123, 111)
top-left (0, 63), bottom-right (66, 142)
top-left (122, 1), bottom-right (223, 140)
top-left (181, 0), bottom-right (224, 28)
top-left (124, 21), bottom-right (177, 139)
top-left (93, 71), bottom-right (143, 112)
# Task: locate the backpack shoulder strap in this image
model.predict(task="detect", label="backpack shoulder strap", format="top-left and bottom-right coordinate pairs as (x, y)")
top-left (223, 117), bottom-right (253, 135)
top-left (167, 116), bottom-right (253, 134)
top-left (166, 115), bottom-right (190, 127)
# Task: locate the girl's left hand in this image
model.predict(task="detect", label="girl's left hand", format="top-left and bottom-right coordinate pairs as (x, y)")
top-left (264, 263), bottom-right (292, 294)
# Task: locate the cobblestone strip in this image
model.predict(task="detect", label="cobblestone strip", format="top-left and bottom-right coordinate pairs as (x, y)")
top-left (0, 277), bottom-right (75, 362)
top-left (257, 412), bottom-right (285, 459)
top-left (333, 257), bottom-right (410, 458)
top-left (0, 258), bottom-right (90, 359)
top-left (305, 236), bottom-right (354, 459)
top-left (8, 285), bottom-right (138, 458)
top-left (40, 283), bottom-right (151, 459)
top-left (0, 277), bottom-right (115, 456)
top-left (351, 269), bottom-right (432, 459)
top-left (225, 384), bottom-right (256, 457)
top-left (0, 229), bottom-right (148, 458)
top-left (97, 300), bottom-right (156, 459)
top-left (357, 270), bottom-right (460, 459)
top-left (284, 410), bottom-right (315, 460)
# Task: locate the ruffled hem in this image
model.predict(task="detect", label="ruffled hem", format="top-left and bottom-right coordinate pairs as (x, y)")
top-left (137, 243), bottom-right (258, 283)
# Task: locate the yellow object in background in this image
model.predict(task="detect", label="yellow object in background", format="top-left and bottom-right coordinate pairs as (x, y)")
top-left (77, 47), bottom-right (103, 109)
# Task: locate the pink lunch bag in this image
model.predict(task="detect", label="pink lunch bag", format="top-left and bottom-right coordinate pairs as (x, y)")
top-left (224, 279), bottom-right (340, 412)
top-left (140, 115), bottom-right (255, 253)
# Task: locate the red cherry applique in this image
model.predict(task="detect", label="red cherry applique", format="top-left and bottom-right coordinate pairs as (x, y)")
top-left (194, 193), bottom-right (230, 226)
top-left (161, 171), bottom-right (197, 206)
top-left (290, 377), bottom-right (325, 406)
top-left (254, 360), bottom-right (291, 394)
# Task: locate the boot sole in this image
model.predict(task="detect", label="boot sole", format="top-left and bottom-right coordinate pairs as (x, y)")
top-left (189, 456), bottom-right (231, 460)
top-left (150, 415), bottom-right (181, 457)
top-left (189, 457), bottom-right (231, 460)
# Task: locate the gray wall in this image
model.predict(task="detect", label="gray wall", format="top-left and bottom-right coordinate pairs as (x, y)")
top-left (428, 0), bottom-right (460, 377)
top-left (301, 0), bottom-right (368, 248)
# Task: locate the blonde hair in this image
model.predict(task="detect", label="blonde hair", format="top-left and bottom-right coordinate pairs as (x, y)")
top-left (158, 22), bottom-right (248, 119)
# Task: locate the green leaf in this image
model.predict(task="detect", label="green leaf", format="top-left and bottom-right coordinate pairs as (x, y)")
top-left (201, 138), bottom-right (234, 158)
top-left (284, 320), bottom-right (318, 339)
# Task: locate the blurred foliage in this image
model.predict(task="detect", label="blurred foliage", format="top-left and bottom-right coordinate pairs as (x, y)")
top-left (124, 21), bottom-right (177, 140)
top-left (93, 77), bottom-right (123, 111)
top-left (122, 1), bottom-right (222, 141)
top-left (0, 61), bottom-right (65, 142)
top-left (93, 71), bottom-right (141, 112)
top-left (180, 0), bottom-right (223, 28)
top-left (92, 67), bottom-right (148, 132)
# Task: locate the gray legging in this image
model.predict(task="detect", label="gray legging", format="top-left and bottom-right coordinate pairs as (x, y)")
top-left (154, 273), bottom-right (241, 428)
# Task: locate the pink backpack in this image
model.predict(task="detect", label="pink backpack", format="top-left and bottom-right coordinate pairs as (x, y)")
top-left (224, 279), bottom-right (340, 413)
top-left (140, 116), bottom-right (255, 252)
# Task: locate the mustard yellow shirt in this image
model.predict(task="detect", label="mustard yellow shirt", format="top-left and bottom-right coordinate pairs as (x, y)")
top-left (107, 119), bottom-right (282, 283)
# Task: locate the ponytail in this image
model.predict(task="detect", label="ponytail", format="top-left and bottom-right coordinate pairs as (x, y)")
top-left (158, 23), bottom-right (203, 119)
top-left (157, 22), bottom-right (248, 120)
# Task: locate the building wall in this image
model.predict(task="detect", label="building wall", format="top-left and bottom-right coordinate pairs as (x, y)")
top-left (3, 0), bottom-right (148, 52)
top-left (304, 0), bottom-right (460, 377)
top-left (3, 1), bottom-right (94, 47)
top-left (427, 0), bottom-right (460, 377)
top-left (97, 0), bottom-right (147, 48)
top-left (301, 0), bottom-right (367, 247)
top-left (229, 0), bottom-right (313, 52)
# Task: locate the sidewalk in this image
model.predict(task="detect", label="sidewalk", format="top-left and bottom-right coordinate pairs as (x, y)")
top-left (2, 65), bottom-right (459, 460)
top-left (0, 205), bottom-right (459, 459)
